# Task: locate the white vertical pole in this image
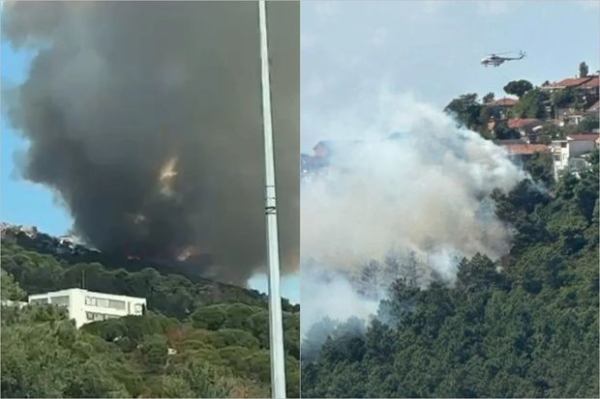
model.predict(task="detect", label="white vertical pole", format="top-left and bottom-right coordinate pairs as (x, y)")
top-left (258, 1), bottom-right (287, 398)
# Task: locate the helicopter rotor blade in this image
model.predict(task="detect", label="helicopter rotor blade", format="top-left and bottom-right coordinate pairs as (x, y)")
top-left (487, 51), bottom-right (515, 56)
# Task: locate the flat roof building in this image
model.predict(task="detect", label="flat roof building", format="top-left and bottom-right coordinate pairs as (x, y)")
top-left (28, 288), bottom-right (146, 328)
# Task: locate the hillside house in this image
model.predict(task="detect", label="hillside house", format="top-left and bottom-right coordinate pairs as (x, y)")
top-left (542, 74), bottom-right (599, 94)
top-left (543, 74), bottom-right (600, 118)
top-left (550, 133), bottom-right (599, 179)
top-left (0, 224), bottom-right (38, 239)
top-left (486, 97), bottom-right (518, 120)
top-left (507, 118), bottom-right (544, 137)
top-left (580, 75), bottom-right (600, 99)
top-left (497, 142), bottom-right (549, 162)
top-left (567, 134), bottom-right (599, 156)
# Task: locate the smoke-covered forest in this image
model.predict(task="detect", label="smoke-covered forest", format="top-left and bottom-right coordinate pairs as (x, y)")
top-left (301, 150), bottom-right (599, 398)
top-left (0, 243), bottom-right (300, 398)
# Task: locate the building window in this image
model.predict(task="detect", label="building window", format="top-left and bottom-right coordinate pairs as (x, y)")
top-left (86, 296), bottom-right (124, 309)
top-left (50, 296), bottom-right (69, 307)
top-left (96, 298), bottom-right (110, 308)
top-left (108, 299), bottom-right (126, 310)
top-left (86, 311), bottom-right (112, 321)
top-left (133, 304), bottom-right (143, 314)
top-left (30, 298), bottom-right (49, 305)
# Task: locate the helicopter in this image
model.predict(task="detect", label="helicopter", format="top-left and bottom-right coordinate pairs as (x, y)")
top-left (481, 50), bottom-right (526, 67)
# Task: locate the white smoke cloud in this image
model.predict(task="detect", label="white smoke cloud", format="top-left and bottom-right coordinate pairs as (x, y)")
top-left (301, 263), bottom-right (380, 337)
top-left (301, 90), bottom-right (526, 331)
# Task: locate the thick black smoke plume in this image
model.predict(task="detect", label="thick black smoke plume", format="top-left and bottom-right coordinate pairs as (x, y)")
top-left (2, 1), bottom-right (299, 285)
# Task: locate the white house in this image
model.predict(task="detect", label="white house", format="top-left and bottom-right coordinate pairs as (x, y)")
top-left (566, 134), bottom-right (598, 157)
top-left (28, 288), bottom-right (146, 328)
top-left (550, 134), bottom-right (598, 180)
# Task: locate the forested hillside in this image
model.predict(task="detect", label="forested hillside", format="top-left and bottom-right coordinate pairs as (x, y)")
top-left (301, 151), bottom-right (599, 398)
top-left (1, 242), bottom-right (299, 398)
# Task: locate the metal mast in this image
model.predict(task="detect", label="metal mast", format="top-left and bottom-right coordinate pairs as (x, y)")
top-left (258, 1), bottom-right (286, 398)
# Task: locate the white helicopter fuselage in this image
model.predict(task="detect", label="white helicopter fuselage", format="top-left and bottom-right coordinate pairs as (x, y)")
top-left (480, 52), bottom-right (525, 67)
top-left (481, 58), bottom-right (504, 67)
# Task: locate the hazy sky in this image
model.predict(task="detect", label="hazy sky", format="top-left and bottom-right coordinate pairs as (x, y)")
top-left (301, 0), bottom-right (600, 150)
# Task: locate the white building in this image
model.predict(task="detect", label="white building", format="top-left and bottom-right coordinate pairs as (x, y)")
top-left (550, 140), bottom-right (569, 179)
top-left (567, 134), bottom-right (598, 157)
top-left (28, 288), bottom-right (146, 328)
top-left (551, 134), bottom-right (598, 180)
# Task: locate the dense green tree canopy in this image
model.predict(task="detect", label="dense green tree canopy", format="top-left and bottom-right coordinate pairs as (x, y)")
top-left (580, 62), bottom-right (589, 78)
top-left (483, 92), bottom-right (495, 103)
top-left (1, 268), bottom-right (26, 301)
top-left (444, 93), bottom-right (489, 135)
top-left (302, 153), bottom-right (599, 398)
top-left (1, 243), bottom-right (300, 398)
top-left (512, 88), bottom-right (549, 119)
top-left (504, 80), bottom-right (534, 98)
top-left (493, 123), bottom-right (521, 140)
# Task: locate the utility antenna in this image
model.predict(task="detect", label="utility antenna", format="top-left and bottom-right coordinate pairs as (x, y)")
top-left (258, 1), bottom-right (287, 398)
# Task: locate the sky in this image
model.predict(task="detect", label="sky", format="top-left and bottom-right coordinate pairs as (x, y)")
top-left (2, 0), bottom-right (599, 305)
top-left (301, 0), bottom-right (600, 150)
top-left (1, 43), bottom-right (73, 236)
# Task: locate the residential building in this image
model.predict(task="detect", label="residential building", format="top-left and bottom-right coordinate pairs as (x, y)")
top-left (486, 97), bottom-right (519, 120)
top-left (580, 75), bottom-right (600, 100)
top-left (542, 75), bottom-right (599, 93)
top-left (497, 142), bottom-right (549, 161)
top-left (490, 97), bottom-right (519, 107)
top-left (550, 140), bottom-right (569, 179)
top-left (567, 134), bottom-right (598, 156)
top-left (28, 288), bottom-right (146, 328)
top-left (543, 74), bottom-right (599, 119)
top-left (493, 139), bottom-right (528, 146)
top-left (0, 223), bottom-right (38, 239)
top-left (507, 118), bottom-right (544, 137)
top-left (550, 134), bottom-right (599, 179)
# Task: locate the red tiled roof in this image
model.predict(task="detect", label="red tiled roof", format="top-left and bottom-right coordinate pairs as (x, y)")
top-left (502, 144), bottom-right (549, 155)
top-left (568, 134), bottom-right (600, 141)
top-left (581, 76), bottom-right (599, 89)
top-left (544, 76), bottom-right (596, 89)
top-left (490, 97), bottom-right (518, 106)
top-left (508, 118), bottom-right (542, 129)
